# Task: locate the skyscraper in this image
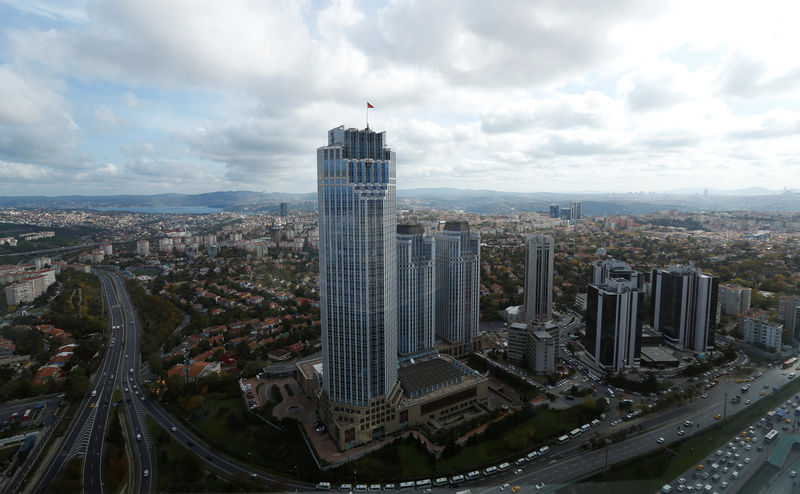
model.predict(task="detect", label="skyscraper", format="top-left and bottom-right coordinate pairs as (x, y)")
top-left (317, 126), bottom-right (398, 414)
top-left (397, 224), bottom-right (435, 355)
top-left (524, 234), bottom-right (554, 323)
top-left (593, 259), bottom-right (642, 287)
top-left (569, 200), bottom-right (582, 221)
top-left (584, 268), bottom-right (644, 372)
top-left (435, 221), bottom-right (480, 356)
top-left (549, 203), bottom-right (560, 218)
top-left (279, 202), bottom-right (288, 217)
top-left (651, 266), bottom-right (718, 351)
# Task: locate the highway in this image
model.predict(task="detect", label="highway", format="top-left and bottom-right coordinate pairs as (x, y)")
top-left (30, 271), bottom-right (129, 493)
top-left (102, 271), bottom-right (310, 492)
top-left (464, 364), bottom-right (798, 493)
top-left (100, 270), bottom-right (155, 493)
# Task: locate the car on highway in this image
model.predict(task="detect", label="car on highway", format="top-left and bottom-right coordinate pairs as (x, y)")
top-left (657, 437), bottom-right (665, 444)
top-left (171, 426), bottom-right (177, 432)
top-left (715, 414), bottom-right (722, 420)
top-left (535, 482), bottom-right (545, 490)
top-left (144, 469), bottom-right (149, 477)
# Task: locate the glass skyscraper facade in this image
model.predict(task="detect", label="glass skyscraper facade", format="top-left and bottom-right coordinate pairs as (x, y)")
top-left (317, 126), bottom-right (398, 407)
top-left (584, 264), bottom-right (645, 372)
top-left (397, 224), bottom-right (435, 355)
top-left (651, 265), bottom-right (718, 352)
top-left (435, 221), bottom-right (480, 354)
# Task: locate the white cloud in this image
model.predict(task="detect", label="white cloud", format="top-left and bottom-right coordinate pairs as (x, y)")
top-left (123, 91), bottom-right (139, 109)
top-left (93, 105), bottom-right (121, 131)
top-left (0, 0), bottom-right (798, 194)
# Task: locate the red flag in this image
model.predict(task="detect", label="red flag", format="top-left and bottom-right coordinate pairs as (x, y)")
top-left (367, 102), bottom-right (374, 108)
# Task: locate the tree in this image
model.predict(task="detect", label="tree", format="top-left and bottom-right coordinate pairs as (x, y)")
top-left (164, 374), bottom-right (186, 402)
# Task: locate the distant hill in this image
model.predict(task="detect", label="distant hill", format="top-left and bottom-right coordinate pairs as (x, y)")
top-left (0, 188), bottom-right (798, 215)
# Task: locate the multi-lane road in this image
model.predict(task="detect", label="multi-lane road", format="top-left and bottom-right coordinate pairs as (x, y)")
top-left (31, 271), bottom-right (130, 493)
top-left (465, 363), bottom-right (798, 492)
top-left (103, 270), bottom-right (309, 492)
top-left (104, 270), bottom-right (155, 493)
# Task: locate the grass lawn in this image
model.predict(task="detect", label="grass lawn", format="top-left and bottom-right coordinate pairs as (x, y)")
top-left (567, 375), bottom-right (800, 494)
top-left (167, 393), bottom-right (316, 478)
top-left (103, 407), bottom-right (127, 494)
top-left (44, 457), bottom-right (82, 493)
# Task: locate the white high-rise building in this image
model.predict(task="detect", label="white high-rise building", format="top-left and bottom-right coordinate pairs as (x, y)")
top-left (317, 126), bottom-right (399, 448)
top-left (524, 234), bottom-right (554, 323)
top-left (435, 221), bottom-right (480, 356)
top-left (718, 284), bottom-right (751, 315)
top-left (136, 240), bottom-right (150, 257)
top-left (527, 329), bottom-right (556, 375)
top-left (651, 266), bottom-right (718, 351)
top-left (742, 317), bottom-right (782, 350)
top-left (396, 224), bottom-right (435, 355)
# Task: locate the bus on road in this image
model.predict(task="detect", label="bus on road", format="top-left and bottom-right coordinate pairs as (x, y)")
top-left (765, 429), bottom-right (779, 443)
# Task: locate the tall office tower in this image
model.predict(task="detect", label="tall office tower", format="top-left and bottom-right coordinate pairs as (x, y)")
top-left (524, 234), bottom-right (554, 323)
top-left (584, 276), bottom-right (645, 372)
top-left (397, 224), bottom-right (435, 355)
top-left (592, 259), bottom-right (642, 288)
top-left (317, 126), bottom-right (398, 436)
top-left (651, 266), bottom-right (719, 351)
top-left (280, 202), bottom-right (289, 217)
top-left (549, 204), bottom-right (560, 218)
top-left (569, 200), bottom-right (582, 221)
top-left (718, 284), bottom-right (752, 315)
top-left (435, 221), bottom-right (480, 356)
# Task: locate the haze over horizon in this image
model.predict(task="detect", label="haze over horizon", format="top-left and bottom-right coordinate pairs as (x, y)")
top-left (1, 1), bottom-right (799, 196)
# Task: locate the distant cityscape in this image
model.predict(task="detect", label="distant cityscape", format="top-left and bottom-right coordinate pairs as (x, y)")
top-left (2, 125), bottom-right (800, 493)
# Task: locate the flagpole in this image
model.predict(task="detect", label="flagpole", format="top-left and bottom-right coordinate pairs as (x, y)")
top-left (366, 102), bottom-right (369, 129)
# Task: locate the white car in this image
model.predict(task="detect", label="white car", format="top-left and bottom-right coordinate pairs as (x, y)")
top-left (657, 437), bottom-right (665, 444)
top-left (535, 483), bottom-right (545, 490)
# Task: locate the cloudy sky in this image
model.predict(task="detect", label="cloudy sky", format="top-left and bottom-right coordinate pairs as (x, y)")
top-left (1, 0), bottom-right (799, 196)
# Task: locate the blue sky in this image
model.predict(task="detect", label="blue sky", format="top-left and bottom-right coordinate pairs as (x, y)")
top-left (1, 0), bottom-right (799, 196)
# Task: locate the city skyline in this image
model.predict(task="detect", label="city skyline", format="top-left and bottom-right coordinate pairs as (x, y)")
top-left (1, 1), bottom-right (800, 196)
